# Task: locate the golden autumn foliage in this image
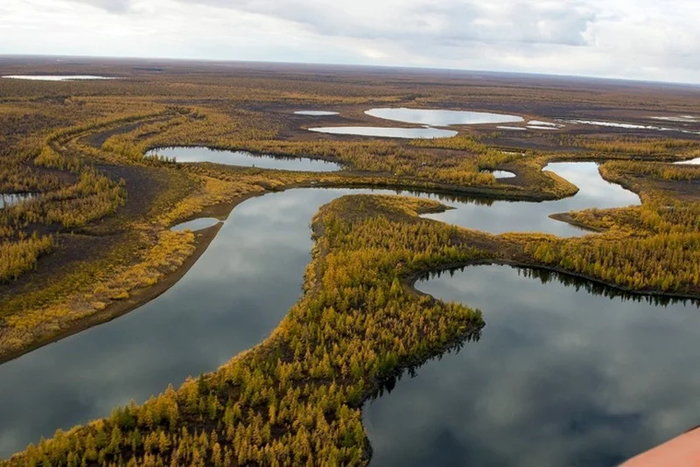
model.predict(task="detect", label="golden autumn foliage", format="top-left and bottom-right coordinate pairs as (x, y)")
top-left (3, 64), bottom-right (700, 465)
top-left (522, 162), bottom-right (700, 295)
top-left (5, 195), bottom-right (487, 466)
top-left (0, 233), bottom-right (53, 282)
top-left (559, 134), bottom-right (700, 157)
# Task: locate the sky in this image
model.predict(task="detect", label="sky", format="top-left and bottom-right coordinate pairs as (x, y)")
top-left (2, 0), bottom-right (700, 84)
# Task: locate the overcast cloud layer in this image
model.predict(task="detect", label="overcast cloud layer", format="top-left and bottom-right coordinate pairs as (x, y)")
top-left (2, 0), bottom-right (699, 83)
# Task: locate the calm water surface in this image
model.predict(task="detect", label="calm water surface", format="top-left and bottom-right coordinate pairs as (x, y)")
top-left (1, 75), bottom-right (115, 81)
top-left (426, 162), bottom-right (639, 237)
top-left (483, 170), bottom-right (516, 179)
top-left (294, 111), bottom-right (339, 116)
top-left (527, 125), bottom-right (559, 130)
top-left (0, 163), bottom-right (640, 458)
top-left (308, 126), bottom-right (458, 139)
top-left (674, 157), bottom-right (700, 165)
top-left (364, 266), bottom-right (700, 466)
top-left (565, 119), bottom-right (700, 136)
top-left (171, 218), bottom-right (221, 232)
top-left (0, 193), bottom-right (34, 210)
top-left (366, 108), bottom-right (523, 126)
top-left (650, 115), bottom-right (699, 123)
top-left (146, 147), bottom-right (342, 172)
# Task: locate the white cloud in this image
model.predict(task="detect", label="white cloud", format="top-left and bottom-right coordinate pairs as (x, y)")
top-left (1, 0), bottom-right (700, 84)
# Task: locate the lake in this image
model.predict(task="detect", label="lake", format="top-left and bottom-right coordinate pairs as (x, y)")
top-left (308, 126), bottom-right (458, 139)
top-left (0, 163), bottom-right (645, 459)
top-left (145, 147), bottom-right (342, 172)
top-left (364, 265), bottom-right (700, 466)
top-left (365, 108), bottom-right (523, 126)
top-left (1, 75), bottom-right (115, 81)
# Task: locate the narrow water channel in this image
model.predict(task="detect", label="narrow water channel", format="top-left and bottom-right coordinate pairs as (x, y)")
top-left (0, 162), bottom-right (640, 458)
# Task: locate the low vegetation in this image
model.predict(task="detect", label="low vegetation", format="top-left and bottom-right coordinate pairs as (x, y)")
top-left (2, 62), bottom-right (700, 464)
top-left (5, 195), bottom-right (488, 466)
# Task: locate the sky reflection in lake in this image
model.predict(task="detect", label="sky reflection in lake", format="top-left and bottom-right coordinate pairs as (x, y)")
top-left (365, 108), bottom-right (523, 126)
top-left (426, 162), bottom-right (640, 237)
top-left (170, 217), bottom-right (221, 231)
top-left (0, 162), bottom-right (640, 458)
top-left (146, 147), bottom-right (342, 172)
top-left (364, 265), bottom-right (700, 467)
top-left (308, 126), bottom-right (458, 139)
top-left (0, 193), bottom-right (34, 210)
top-left (2, 75), bottom-right (115, 81)
top-left (294, 110), bottom-right (339, 116)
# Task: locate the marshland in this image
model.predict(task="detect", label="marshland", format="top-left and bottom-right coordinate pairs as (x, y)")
top-left (1, 57), bottom-right (700, 466)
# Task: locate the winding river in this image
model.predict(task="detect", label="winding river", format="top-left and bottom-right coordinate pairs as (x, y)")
top-left (0, 160), bottom-right (667, 462)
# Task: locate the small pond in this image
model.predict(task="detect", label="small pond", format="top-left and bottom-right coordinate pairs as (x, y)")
top-left (650, 116), bottom-right (699, 123)
top-left (294, 111), bottom-right (339, 116)
top-left (0, 193), bottom-right (35, 209)
top-left (1, 75), bottom-right (116, 81)
top-left (528, 120), bottom-right (564, 128)
top-left (527, 125), bottom-right (559, 130)
top-left (308, 126), bottom-right (457, 139)
top-left (483, 170), bottom-right (516, 179)
top-left (674, 157), bottom-right (700, 165)
top-left (565, 119), bottom-right (700, 136)
top-left (364, 265), bottom-right (700, 466)
top-left (146, 147), bottom-right (342, 172)
top-left (365, 108), bottom-right (523, 126)
top-left (171, 218), bottom-right (221, 232)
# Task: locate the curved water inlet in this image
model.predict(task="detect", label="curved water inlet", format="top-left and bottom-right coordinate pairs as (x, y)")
top-left (364, 265), bottom-right (700, 466)
top-left (425, 162), bottom-right (640, 237)
top-left (0, 162), bottom-right (639, 458)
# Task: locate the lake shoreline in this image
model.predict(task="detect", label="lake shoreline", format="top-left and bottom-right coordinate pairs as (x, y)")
top-left (0, 192), bottom-right (262, 366)
top-left (403, 258), bottom-right (700, 303)
top-left (0, 164), bottom-right (630, 365)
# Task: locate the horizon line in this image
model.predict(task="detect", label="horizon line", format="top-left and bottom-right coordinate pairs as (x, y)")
top-left (1, 53), bottom-right (699, 89)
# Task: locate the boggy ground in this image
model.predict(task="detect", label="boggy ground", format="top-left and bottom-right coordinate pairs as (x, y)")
top-left (2, 58), bottom-right (700, 464)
